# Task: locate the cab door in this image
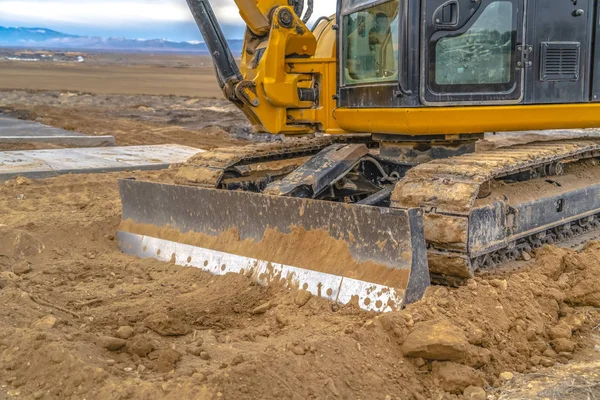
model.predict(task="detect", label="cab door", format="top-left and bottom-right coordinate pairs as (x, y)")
top-left (421, 0), bottom-right (525, 105)
top-left (338, 0), bottom-right (420, 109)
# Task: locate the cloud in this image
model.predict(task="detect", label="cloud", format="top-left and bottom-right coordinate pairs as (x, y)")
top-left (0, 0), bottom-right (336, 26)
top-left (0, 0), bottom-right (337, 40)
top-left (0, 0), bottom-right (191, 26)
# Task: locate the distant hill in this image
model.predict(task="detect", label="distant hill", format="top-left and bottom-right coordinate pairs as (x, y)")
top-left (0, 26), bottom-right (244, 54)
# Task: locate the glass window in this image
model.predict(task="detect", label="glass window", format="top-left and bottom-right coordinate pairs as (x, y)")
top-left (343, 1), bottom-right (400, 85)
top-left (434, 1), bottom-right (514, 87)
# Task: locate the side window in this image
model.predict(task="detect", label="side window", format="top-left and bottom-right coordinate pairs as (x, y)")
top-left (343, 1), bottom-right (400, 85)
top-left (430, 1), bottom-right (516, 93)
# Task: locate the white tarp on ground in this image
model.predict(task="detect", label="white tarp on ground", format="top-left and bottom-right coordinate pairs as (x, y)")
top-left (0, 144), bottom-right (202, 182)
top-left (0, 113), bottom-right (116, 147)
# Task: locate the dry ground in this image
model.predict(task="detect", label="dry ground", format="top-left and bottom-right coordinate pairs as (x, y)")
top-left (1, 53), bottom-right (599, 400)
top-left (0, 53), bottom-right (222, 97)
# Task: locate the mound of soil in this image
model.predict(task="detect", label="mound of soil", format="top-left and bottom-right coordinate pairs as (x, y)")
top-left (1, 170), bottom-right (599, 399)
top-left (0, 90), bottom-right (249, 151)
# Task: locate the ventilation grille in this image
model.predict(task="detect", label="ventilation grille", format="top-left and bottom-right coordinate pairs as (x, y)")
top-left (541, 42), bottom-right (581, 82)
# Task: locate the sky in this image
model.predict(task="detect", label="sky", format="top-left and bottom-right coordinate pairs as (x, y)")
top-left (0, 0), bottom-right (337, 41)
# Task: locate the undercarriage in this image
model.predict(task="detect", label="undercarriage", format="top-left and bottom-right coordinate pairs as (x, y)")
top-left (172, 137), bottom-right (600, 285)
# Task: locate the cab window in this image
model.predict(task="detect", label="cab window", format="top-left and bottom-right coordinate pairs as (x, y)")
top-left (432, 1), bottom-right (515, 92)
top-left (343, 1), bottom-right (400, 85)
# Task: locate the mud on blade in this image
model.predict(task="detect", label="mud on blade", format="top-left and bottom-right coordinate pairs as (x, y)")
top-left (117, 180), bottom-right (429, 311)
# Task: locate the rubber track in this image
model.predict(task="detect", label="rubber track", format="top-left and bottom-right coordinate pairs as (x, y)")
top-left (174, 137), bottom-right (339, 187)
top-left (394, 139), bottom-right (600, 215)
top-left (393, 138), bottom-right (600, 284)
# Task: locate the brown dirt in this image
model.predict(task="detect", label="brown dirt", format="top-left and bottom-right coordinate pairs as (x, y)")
top-left (0, 53), bottom-right (223, 97)
top-left (1, 169), bottom-right (599, 400)
top-left (0, 90), bottom-right (250, 150)
top-left (0, 63), bottom-right (599, 398)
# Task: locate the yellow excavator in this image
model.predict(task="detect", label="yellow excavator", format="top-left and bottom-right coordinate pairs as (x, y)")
top-left (117, 0), bottom-right (600, 311)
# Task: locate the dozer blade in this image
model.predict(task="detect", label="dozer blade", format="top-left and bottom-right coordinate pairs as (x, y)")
top-left (116, 179), bottom-right (430, 312)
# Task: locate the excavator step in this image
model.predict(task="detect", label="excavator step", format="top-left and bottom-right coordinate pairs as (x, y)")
top-left (116, 179), bottom-right (430, 312)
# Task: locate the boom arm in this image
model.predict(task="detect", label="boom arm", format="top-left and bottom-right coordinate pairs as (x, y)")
top-left (185, 0), bottom-right (339, 135)
top-left (185, 0), bottom-right (242, 99)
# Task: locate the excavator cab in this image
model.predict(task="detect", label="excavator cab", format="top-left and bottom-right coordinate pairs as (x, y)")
top-left (117, 0), bottom-right (600, 311)
top-left (340, 0), bottom-right (593, 109)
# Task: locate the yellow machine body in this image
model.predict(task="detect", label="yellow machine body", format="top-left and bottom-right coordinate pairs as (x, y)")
top-left (223, 0), bottom-right (600, 137)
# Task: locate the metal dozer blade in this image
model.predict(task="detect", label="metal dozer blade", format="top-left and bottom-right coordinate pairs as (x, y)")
top-left (117, 179), bottom-right (430, 312)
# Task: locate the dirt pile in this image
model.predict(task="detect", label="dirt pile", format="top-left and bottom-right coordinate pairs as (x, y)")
top-left (0, 90), bottom-right (249, 151)
top-left (0, 171), bottom-right (599, 399)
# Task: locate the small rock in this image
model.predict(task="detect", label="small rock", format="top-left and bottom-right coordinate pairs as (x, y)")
top-left (414, 357), bottom-right (426, 367)
top-left (32, 315), bottom-right (57, 330)
top-left (401, 319), bottom-right (489, 367)
top-left (294, 290), bottom-right (312, 307)
top-left (467, 328), bottom-right (484, 346)
top-left (325, 378), bottom-right (340, 397)
top-left (0, 271), bottom-right (20, 283)
top-left (231, 354), bottom-right (245, 366)
top-left (123, 367), bottom-right (133, 372)
top-left (144, 313), bottom-right (192, 336)
top-left (275, 312), bottom-right (288, 327)
top-left (12, 260), bottom-right (31, 275)
top-left (530, 356), bottom-right (542, 366)
top-left (33, 391), bottom-right (45, 399)
top-left (251, 301), bottom-right (273, 315)
top-left (128, 336), bottom-right (156, 357)
top-left (292, 345), bottom-right (306, 356)
top-left (98, 336), bottom-right (127, 351)
top-left (558, 352), bottom-right (574, 360)
top-left (543, 349), bottom-right (557, 358)
top-left (499, 372), bottom-right (514, 382)
top-left (115, 326), bottom-right (135, 340)
top-left (541, 357), bottom-right (555, 367)
top-left (15, 176), bottom-right (32, 186)
top-left (522, 251), bottom-right (532, 261)
top-left (149, 349), bottom-right (182, 373)
top-left (563, 313), bottom-right (586, 332)
top-left (553, 338), bottom-right (576, 353)
top-left (463, 386), bottom-right (486, 400)
top-left (106, 359), bottom-right (115, 366)
top-left (200, 351), bottom-right (211, 360)
top-left (188, 346), bottom-right (204, 357)
top-left (192, 373), bottom-right (207, 383)
top-left (49, 348), bottom-right (65, 364)
top-left (491, 279), bottom-right (508, 291)
top-left (432, 362), bottom-right (485, 394)
top-left (549, 323), bottom-right (572, 340)
top-left (525, 328), bottom-right (537, 341)
top-left (467, 280), bottom-right (478, 290)
top-left (137, 364), bottom-right (146, 373)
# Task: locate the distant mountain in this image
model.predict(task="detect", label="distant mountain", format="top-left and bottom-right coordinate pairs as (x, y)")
top-left (0, 27), bottom-right (78, 42)
top-left (0, 26), bottom-right (244, 54)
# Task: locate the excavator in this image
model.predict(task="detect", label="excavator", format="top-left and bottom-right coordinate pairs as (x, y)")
top-left (117, 0), bottom-right (600, 312)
